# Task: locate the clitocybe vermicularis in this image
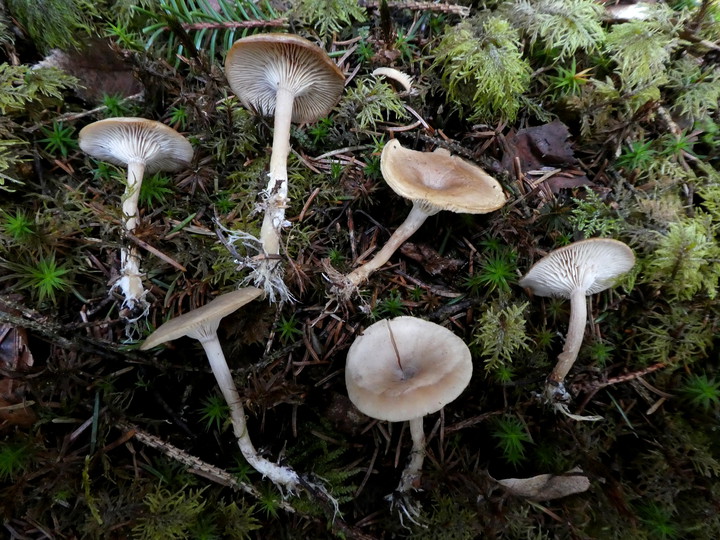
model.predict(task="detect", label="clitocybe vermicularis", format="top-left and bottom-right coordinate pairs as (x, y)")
top-left (140, 287), bottom-right (302, 492)
top-left (519, 238), bottom-right (635, 419)
top-left (79, 117), bottom-right (193, 320)
top-left (335, 139), bottom-right (506, 297)
top-left (224, 33), bottom-right (345, 302)
top-left (345, 316), bottom-right (472, 521)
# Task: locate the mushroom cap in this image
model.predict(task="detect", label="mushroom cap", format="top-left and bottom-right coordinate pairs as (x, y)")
top-left (345, 316), bottom-right (473, 423)
top-left (79, 117), bottom-right (193, 174)
top-left (519, 238), bottom-right (635, 298)
top-left (140, 288), bottom-right (263, 348)
top-left (380, 139), bottom-right (506, 214)
top-left (224, 33), bottom-right (345, 124)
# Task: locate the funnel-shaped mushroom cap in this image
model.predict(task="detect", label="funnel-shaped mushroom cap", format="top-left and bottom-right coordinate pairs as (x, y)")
top-left (225, 33), bottom-right (345, 124)
top-left (345, 316), bottom-right (473, 423)
top-left (140, 288), bottom-right (263, 348)
top-left (79, 117), bottom-right (193, 173)
top-left (380, 139), bottom-right (506, 214)
top-left (519, 238), bottom-right (635, 298)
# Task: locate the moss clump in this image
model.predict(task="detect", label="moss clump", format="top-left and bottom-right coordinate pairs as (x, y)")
top-left (6, 0), bottom-right (97, 52)
top-left (432, 15), bottom-right (531, 123)
top-left (505, 0), bottom-right (605, 58)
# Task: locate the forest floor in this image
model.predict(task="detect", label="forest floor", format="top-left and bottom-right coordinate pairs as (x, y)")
top-left (1, 1), bottom-right (720, 539)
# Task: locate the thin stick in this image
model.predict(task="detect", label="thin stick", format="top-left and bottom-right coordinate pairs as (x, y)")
top-left (386, 320), bottom-right (403, 371)
top-left (116, 421), bottom-right (295, 512)
top-left (126, 232), bottom-right (187, 272)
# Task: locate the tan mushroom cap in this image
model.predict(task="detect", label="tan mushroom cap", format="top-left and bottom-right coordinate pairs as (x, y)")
top-left (140, 288), bottom-right (263, 348)
top-left (519, 238), bottom-right (635, 298)
top-left (225, 33), bottom-right (345, 124)
top-left (79, 117), bottom-right (193, 174)
top-left (345, 316), bottom-right (473, 423)
top-left (380, 139), bottom-right (506, 214)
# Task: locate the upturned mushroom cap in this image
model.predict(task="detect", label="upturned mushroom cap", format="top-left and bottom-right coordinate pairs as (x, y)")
top-left (140, 288), bottom-right (263, 348)
top-left (380, 139), bottom-right (506, 214)
top-left (345, 316), bottom-right (473, 423)
top-left (519, 238), bottom-right (635, 298)
top-left (224, 33), bottom-right (345, 124)
top-left (79, 117), bottom-right (193, 173)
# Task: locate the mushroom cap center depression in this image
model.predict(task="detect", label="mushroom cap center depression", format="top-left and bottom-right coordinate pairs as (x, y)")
top-left (380, 140), bottom-right (506, 214)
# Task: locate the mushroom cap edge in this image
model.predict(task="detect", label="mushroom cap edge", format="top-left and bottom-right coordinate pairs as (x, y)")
top-left (140, 287), bottom-right (264, 349)
top-left (519, 238), bottom-right (635, 298)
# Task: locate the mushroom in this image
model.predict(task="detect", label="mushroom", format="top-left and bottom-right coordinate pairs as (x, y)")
top-left (140, 287), bottom-right (301, 491)
top-left (337, 139), bottom-right (506, 295)
top-left (372, 67), bottom-right (413, 92)
top-left (345, 316), bottom-right (473, 503)
top-left (79, 117), bottom-right (193, 319)
top-left (519, 238), bottom-right (635, 413)
top-left (224, 33), bottom-right (345, 301)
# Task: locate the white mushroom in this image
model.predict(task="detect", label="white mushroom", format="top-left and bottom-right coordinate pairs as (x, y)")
top-left (79, 117), bottom-right (193, 320)
top-left (519, 238), bottom-right (635, 415)
top-left (224, 33), bottom-right (345, 301)
top-left (140, 288), bottom-right (301, 492)
top-left (345, 316), bottom-right (473, 500)
top-left (337, 139), bottom-right (506, 296)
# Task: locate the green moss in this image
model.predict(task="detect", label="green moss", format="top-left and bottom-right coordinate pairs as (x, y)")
top-left (604, 7), bottom-right (678, 90)
top-left (432, 15), bottom-right (531, 123)
top-left (644, 216), bottom-right (720, 300)
top-left (492, 414), bottom-right (533, 467)
top-left (569, 188), bottom-right (622, 237)
top-left (634, 305), bottom-right (714, 366)
top-left (0, 140), bottom-right (27, 191)
top-left (667, 57), bottom-right (720, 122)
top-left (471, 301), bottom-right (531, 374)
top-left (505, 0), bottom-right (605, 58)
top-left (290, 0), bottom-right (366, 38)
top-left (0, 64), bottom-right (78, 115)
top-left (7, 0), bottom-right (98, 52)
top-left (0, 251), bottom-right (74, 305)
top-left (337, 76), bottom-right (409, 131)
top-left (0, 441), bottom-right (33, 482)
top-left (681, 373), bottom-right (720, 412)
top-left (132, 485), bottom-right (208, 540)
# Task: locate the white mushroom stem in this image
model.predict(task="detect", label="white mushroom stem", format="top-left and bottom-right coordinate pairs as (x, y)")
top-left (397, 416), bottom-right (426, 493)
top-left (346, 204), bottom-right (436, 287)
top-left (259, 87), bottom-right (294, 258)
top-left (198, 334), bottom-right (301, 491)
top-left (117, 247), bottom-right (145, 311)
top-left (116, 161), bottom-right (147, 313)
top-left (124, 161), bottom-right (145, 232)
top-left (547, 288), bottom-right (587, 398)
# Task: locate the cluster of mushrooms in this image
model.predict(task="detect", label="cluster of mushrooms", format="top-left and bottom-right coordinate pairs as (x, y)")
top-left (78, 33), bottom-right (636, 511)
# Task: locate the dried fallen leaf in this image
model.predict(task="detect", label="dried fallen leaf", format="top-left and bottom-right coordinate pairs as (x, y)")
top-left (36, 39), bottom-right (142, 103)
top-left (0, 297), bottom-right (37, 429)
top-left (501, 120), bottom-right (591, 193)
top-left (495, 467), bottom-right (591, 501)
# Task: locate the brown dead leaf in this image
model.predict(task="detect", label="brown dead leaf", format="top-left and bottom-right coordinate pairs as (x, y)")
top-left (501, 120), bottom-right (591, 193)
top-left (495, 467), bottom-right (591, 501)
top-left (36, 39), bottom-right (142, 103)
top-left (0, 296), bottom-right (35, 374)
top-left (0, 297), bottom-right (37, 429)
